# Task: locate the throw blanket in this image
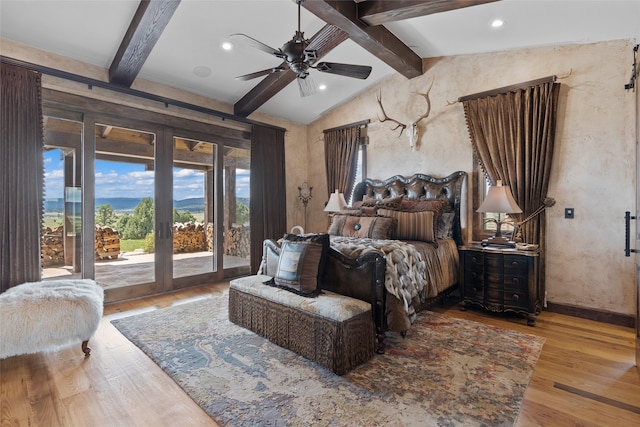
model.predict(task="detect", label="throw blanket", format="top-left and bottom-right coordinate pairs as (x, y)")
top-left (329, 236), bottom-right (427, 319)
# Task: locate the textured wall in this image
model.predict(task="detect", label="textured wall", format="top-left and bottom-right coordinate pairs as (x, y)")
top-left (305, 39), bottom-right (637, 316)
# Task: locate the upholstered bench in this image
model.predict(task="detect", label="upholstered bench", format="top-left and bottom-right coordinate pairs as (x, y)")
top-left (228, 274), bottom-right (375, 375)
top-left (0, 279), bottom-right (104, 359)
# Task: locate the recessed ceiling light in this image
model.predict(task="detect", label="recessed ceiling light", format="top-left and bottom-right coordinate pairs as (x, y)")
top-left (491, 19), bottom-right (504, 28)
top-left (221, 41), bottom-right (233, 51)
top-left (319, 84), bottom-right (327, 91)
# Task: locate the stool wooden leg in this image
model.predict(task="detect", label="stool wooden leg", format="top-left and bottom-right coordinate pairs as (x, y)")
top-left (81, 340), bottom-right (91, 357)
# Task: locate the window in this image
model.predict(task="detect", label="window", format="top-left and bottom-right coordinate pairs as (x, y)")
top-left (471, 156), bottom-right (515, 242)
top-left (347, 133), bottom-right (367, 206)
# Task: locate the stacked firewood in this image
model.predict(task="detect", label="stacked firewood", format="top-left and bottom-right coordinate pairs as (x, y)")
top-left (95, 226), bottom-right (120, 260)
top-left (224, 225), bottom-right (250, 258)
top-left (173, 222), bottom-right (206, 253)
top-left (206, 222), bottom-right (214, 252)
top-left (41, 226), bottom-right (64, 267)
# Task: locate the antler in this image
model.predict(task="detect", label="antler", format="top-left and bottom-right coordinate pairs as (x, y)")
top-left (376, 90), bottom-right (407, 137)
top-left (411, 78), bottom-right (434, 126)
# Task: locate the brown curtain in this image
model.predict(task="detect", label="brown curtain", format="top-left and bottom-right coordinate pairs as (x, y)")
top-left (324, 126), bottom-right (361, 199)
top-left (250, 125), bottom-right (287, 274)
top-left (463, 80), bottom-right (560, 292)
top-left (1, 63), bottom-right (44, 292)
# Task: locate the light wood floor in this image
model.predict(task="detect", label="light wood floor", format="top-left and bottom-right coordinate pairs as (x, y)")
top-left (1, 280), bottom-right (638, 427)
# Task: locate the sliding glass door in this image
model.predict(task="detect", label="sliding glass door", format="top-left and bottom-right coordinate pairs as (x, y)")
top-left (41, 103), bottom-right (246, 302)
top-left (92, 122), bottom-right (159, 297)
top-left (172, 135), bottom-right (219, 284)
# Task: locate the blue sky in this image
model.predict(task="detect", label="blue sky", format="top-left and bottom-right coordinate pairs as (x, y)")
top-left (44, 149), bottom-right (250, 201)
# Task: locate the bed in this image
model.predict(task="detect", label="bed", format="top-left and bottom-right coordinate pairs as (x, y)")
top-left (263, 171), bottom-right (466, 353)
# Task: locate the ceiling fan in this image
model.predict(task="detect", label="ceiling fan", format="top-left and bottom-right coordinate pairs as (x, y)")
top-left (230, 0), bottom-right (372, 97)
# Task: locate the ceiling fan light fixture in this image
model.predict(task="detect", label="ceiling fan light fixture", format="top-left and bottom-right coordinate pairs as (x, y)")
top-left (230, 0), bottom-right (371, 96)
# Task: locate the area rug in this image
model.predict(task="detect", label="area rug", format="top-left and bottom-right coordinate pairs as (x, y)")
top-left (111, 293), bottom-right (545, 427)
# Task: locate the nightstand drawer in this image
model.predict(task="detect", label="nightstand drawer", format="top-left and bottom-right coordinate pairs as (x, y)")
top-left (504, 255), bottom-right (528, 275)
top-left (485, 287), bottom-right (503, 301)
top-left (503, 274), bottom-right (527, 289)
top-left (463, 282), bottom-right (484, 298)
top-left (483, 254), bottom-right (503, 272)
top-left (504, 290), bottom-right (529, 308)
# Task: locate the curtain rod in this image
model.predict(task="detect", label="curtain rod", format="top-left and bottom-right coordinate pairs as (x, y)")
top-left (458, 75), bottom-right (557, 102)
top-left (1, 56), bottom-right (286, 132)
top-left (323, 119), bottom-right (370, 134)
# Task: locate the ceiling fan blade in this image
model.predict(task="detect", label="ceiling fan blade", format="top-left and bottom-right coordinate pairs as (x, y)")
top-left (235, 67), bottom-right (285, 81)
top-left (297, 75), bottom-right (316, 98)
top-left (314, 62), bottom-right (372, 79)
top-left (229, 33), bottom-right (285, 59)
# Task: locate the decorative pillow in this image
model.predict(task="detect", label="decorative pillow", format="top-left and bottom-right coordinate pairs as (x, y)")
top-left (360, 194), bottom-right (404, 210)
top-left (270, 233), bottom-right (330, 297)
top-left (377, 209), bottom-right (437, 245)
top-left (400, 198), bottom-right (448, 215)
top-left (437, 212), bottom-right (456, 240)
top-left (328, 214), bottom-right (396, 240)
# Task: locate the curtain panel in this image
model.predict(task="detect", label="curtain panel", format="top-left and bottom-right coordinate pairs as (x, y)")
top-left (324, 126), bottom-right (361, 199)
top-left (1, 63), bottom-right (44, 292)
top-left (249, 125), bottom-right (287, 274)
top-left (463, 81), bottom-right (560, 246)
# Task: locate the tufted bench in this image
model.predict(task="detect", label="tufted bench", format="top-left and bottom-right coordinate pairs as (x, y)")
top-left (229, 275), bottom-right (375, 375)
top-left (0, 279), bottom-right (104, 359)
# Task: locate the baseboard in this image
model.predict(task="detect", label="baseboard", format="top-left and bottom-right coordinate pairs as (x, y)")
top-left (546, 302), bottom-right (635, 328)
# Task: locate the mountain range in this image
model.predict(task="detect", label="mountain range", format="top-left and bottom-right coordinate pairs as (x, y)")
top-left (44, 197), bottom-right (249, 213)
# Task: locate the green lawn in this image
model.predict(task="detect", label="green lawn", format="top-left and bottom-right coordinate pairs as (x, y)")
top-left (119, 239), bottom-right (145, 252)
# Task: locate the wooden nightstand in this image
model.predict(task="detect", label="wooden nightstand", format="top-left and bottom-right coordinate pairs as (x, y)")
top-left (458, 244), bottom-right (542, 326)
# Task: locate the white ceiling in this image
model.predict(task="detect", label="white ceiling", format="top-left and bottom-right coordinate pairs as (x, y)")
top-left (1, 0), bottom-right (639, 125)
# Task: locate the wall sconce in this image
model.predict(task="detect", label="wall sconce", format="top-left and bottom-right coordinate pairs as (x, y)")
top-left (477, 180), bottom-right (522, 247)
top-left (297, 182), bottom-right (312, 230)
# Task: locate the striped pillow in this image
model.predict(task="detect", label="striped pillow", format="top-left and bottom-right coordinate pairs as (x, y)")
top-left (377, 209), bottom-right (437, 244)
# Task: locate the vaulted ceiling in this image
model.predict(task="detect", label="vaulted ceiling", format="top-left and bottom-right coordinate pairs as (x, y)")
top-left (1, 1), bottom-right (638, 124)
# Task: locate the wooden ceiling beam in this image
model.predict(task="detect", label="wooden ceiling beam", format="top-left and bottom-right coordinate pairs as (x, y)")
top-left (109, 0), bottom-right (181, 87)
top-left (303, 0), bottom-right (422, 79)
top-left (234, 24), bottom-right (349, 118)
top-left (45, 129), bottom-right (214, 166)
top-left (357, 0), bottom-right (499, 26)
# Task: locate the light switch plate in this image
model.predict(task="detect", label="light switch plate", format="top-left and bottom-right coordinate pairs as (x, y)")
top-left (565, 208), bottom-right (574, 219)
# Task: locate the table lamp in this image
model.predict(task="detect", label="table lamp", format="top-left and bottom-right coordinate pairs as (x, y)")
top-left (477, 180), bottom-right (522, 247)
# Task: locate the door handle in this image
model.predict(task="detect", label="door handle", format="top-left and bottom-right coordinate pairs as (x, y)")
top-left (625, 211), bottom-right (637, 257)
top-left (157, 222), bottom-right (163, 240)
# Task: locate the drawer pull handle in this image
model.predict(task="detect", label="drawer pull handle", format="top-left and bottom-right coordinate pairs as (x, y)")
top-left (473, 287), bottom-right (479, 293)
top-left (511, 261), bottom-right (519, 266)
top-left (513, 277), bottom-right (519, 283)
top-left (512, 293), bottom-right (520, 301)
top-left (471, 256), bottom-right (478, 263)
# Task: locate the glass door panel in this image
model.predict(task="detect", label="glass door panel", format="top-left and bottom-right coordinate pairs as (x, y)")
top-left (172, 137), bottom-right (217, 279)
top-left (223, 145), bottom-right (251, 276)
top-left (42, 117), bottom-right (83, 281)
top-left (93, 123), bottom-right (157, 290)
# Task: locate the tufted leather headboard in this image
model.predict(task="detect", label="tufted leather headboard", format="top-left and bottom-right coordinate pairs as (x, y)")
top-left (352, 171), bottom-right (467, 245)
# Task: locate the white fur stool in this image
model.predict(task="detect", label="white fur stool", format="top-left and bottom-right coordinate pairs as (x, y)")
top-left (0, 279), bottom-right (104, 359)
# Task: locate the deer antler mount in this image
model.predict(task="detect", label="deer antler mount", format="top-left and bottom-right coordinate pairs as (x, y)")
top-left (376, 79), bottom-right (434, 150)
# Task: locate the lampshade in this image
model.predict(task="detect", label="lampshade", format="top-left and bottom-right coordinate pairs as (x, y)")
top-left (476, 180), bottom-right (522, 214)
top-left (324, 190), bottom-right (347, 213)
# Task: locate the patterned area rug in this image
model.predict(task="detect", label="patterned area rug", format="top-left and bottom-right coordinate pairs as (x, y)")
top-left (111, 293), bottom-right (545, 427)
